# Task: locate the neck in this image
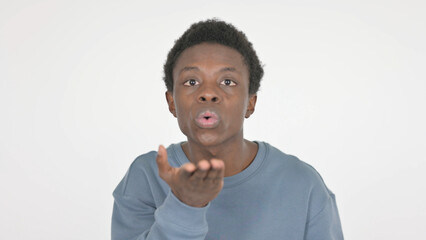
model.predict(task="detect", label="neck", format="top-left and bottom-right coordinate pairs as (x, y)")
top-left (182, 135), bottom-right (258, 177)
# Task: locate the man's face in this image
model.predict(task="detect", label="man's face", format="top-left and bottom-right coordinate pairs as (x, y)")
top-left (166, 43), bottom-right (257, 147)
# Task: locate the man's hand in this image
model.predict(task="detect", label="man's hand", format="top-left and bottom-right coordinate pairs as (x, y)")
top-left (156, 145), bottom-right (225, 208)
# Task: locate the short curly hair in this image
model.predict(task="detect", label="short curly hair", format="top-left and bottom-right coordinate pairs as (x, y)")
top-left (163, 19), bottom-right (264, 95)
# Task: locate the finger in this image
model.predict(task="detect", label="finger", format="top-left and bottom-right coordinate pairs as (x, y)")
top-left (207, 159), bottom-right (225, 182)
top-left (178, 162), bottom-right (197, 179)
top-left (156, 145), bottom-right (172, 179)
top-left (210, 159), bottom-right (224, 171)
top-left (190, 160), bottom-right (210, 181)
top-left (216, 162), bottom-right (225, 180)
top-left (205, 166), bottom-right (218, 181)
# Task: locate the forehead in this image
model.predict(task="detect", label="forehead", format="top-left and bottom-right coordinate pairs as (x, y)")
top-left (173, 43), bottom-right (248, 77)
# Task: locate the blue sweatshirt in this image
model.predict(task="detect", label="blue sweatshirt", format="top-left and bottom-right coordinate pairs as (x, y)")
top-left (112, 142), bottom-right (344, 239)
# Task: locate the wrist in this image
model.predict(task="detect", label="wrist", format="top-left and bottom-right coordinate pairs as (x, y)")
top-left (171, 190), bottom-right (209, 208)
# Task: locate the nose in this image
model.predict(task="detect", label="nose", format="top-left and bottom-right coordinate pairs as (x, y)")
top-left (197, 86), bottom-right (221, 103)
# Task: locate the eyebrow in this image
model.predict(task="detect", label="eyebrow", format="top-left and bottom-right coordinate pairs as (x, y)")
top-left (179, 66), bottom-right (238, 74)
top-left (179, 66), bottom-right (200, 74)
top-left (219, 67), bottom-right (237, 73)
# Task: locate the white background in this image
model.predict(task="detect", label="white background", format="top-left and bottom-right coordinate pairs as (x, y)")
top-left (1, 0), bottom-right (425, 239)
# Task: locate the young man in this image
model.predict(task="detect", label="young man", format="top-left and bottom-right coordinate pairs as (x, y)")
top-left (112, 19), bottom-right (344, 240)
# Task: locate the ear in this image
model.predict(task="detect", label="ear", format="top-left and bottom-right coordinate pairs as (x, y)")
top-left (165, 91), bottom-right (177, 118)
top-left (245, 94), bottom-right (257, 118)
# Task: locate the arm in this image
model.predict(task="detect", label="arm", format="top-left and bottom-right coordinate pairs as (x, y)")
top-left (112, 145), bottom-right (224, 240)
top-left (304, 191), bottom-right (344, 240)
top-left (112, 190), bottom-right (209, 240)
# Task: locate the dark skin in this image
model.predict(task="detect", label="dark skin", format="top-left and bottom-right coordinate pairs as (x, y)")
top-left (156, 43), bottom-right (258, 207)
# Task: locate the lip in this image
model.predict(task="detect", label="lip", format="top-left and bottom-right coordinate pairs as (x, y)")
top-left (194, 110), bottom-right (220, 128)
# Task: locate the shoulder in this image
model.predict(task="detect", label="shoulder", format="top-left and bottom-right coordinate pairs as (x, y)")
top-left (113, 150), bottom-right (158, 196)
top-left (262, 142), bottom-right (336, 214)
top-left (132, 150), bottom-right (158, 173)
top-left (262, 142), bottom-right (333, 194)
top-left (126, 143), bottom-right (182, 178)
top-left (113, 144), bottom-right (182, 197)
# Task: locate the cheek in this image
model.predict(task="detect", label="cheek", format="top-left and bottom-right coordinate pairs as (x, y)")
top-left (227, 99), bottom-right (249, 124)
top-left (176, 114), bottom-right (191, 137)
top-left (174, 99), bottom-right (193, 131)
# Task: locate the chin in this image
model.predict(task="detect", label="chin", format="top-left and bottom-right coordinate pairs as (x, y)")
top-left (196, 132), bottom-right (220, 145)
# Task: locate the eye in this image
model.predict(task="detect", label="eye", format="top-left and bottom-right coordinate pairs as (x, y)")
top-left (221, 79), bottom-right (236, 86)
top-left (184, 79), bottom-right (199, 86)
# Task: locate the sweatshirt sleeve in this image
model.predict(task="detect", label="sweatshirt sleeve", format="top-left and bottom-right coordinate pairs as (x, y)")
top-left (112, 190), bottom-right (209, 240)
top-left (304, 190), bottom-right (344, 240)
top-left (111, 156), bottom-right (209, 240)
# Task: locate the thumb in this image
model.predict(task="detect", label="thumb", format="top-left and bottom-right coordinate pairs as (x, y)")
top-left (156, 145), bottom-right (173, 180)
